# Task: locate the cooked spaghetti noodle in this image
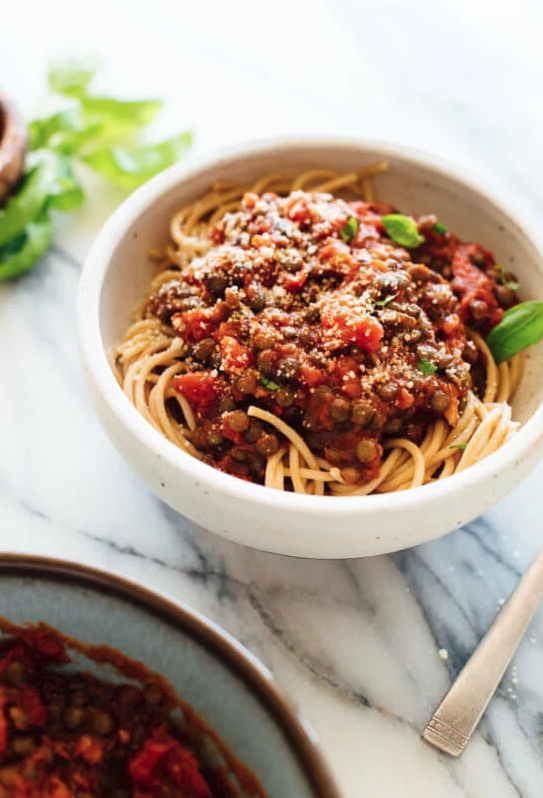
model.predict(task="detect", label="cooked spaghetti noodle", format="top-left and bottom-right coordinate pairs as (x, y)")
top-left (115, 165), bottom-right (522, 495)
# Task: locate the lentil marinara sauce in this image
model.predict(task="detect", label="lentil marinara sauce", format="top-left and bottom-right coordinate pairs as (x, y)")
top-left (146, 190), bottom-right (516, 486)
top-left (0, 620), bottom-right (266, 797)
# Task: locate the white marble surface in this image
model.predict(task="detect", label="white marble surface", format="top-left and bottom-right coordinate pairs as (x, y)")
top-left (1, 1), bottom-right (543, 796)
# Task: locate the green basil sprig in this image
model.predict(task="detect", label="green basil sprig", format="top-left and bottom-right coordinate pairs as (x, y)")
top-left (382, 214), bottom-right (424, 248)
top-left (487, 301), bottom-right (543, 363)
top-left (0, 56), bottom-right (193, 280)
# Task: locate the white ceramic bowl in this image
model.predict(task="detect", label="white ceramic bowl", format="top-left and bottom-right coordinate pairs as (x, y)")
top-left (78, 138), bottom-right (543, 558)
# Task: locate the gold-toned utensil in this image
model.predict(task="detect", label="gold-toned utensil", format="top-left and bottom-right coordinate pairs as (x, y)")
top-left (422, 547), bottom-right (543, 757)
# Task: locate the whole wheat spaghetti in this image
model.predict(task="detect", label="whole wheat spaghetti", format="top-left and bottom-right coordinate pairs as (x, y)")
top-left (115, 164), bottom-right (521, 495)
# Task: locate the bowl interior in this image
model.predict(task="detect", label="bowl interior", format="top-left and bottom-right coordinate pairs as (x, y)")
top-left (0, 569), bottom-right (321, 798)
top-left (99, 143), bottom-right (543, 427)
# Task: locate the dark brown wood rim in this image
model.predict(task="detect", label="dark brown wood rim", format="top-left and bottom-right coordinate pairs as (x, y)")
top-left (0, 93), bottom-right (27, 203)
top-left (0, 554), bottom-right (341, 798)
top-left (0, 94), bottom-right (25, 146)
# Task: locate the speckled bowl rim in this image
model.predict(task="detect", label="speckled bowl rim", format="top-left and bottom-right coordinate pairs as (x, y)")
top-left (78, 136), bottom-right (543, 518)
top-left (0, 554), bottom-right (341, 798)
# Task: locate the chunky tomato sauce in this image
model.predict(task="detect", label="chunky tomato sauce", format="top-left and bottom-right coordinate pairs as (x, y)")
top-left (147, 190), bottom-right (517, 485)
top-left (0, 621), bottom-right (266, 798)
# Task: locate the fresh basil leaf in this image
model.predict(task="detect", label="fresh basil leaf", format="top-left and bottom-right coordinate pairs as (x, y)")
top-left (418, 356), bottom-right (438, 376)
top-left (55, 121), bottom-right (107, 155)
top-left (48, 55), bottom-right (96, 97)
top-left (260, 375), bottom-right (280, 390)
top-left (382, 214), bottom-right (424, 248)
top-left (0, 212), bottom-right (52, 281)
top-left (30, 107), bottom-right (82, 151)
top-left (433, 222), bottom-right (447, 235)
top-left (0, 233), bottom-right (27, 258)
top-left (81, 131), bottom-right (192, 189)
top-left (487, 301), bottom-right (543, 363)
top-left (30, 98), bottom-right (161, 156)
top-left (450, 443), bottom-right (468, 450)
top-left (340, 216), bottom-right (359, 243)
top-left (48, 155), bottom-right (84, 211)
top-left (375, 293), bottom-right (397, 309)
top-left (0, 150), bottom-right (82, 252)
top-left (0, 157), bottom-right (57, 247)
top-left (30, 107), bottom-right (107, 156)
top-left (80, 96), bottom-right (162, 129)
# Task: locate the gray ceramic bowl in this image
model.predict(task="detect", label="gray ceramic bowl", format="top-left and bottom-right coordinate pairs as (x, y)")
top-left (0, 556), bottom-right (340, 798)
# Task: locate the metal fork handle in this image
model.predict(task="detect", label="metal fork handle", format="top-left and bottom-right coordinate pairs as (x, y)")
top-left (422, 546), bottom-right (543, 757)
